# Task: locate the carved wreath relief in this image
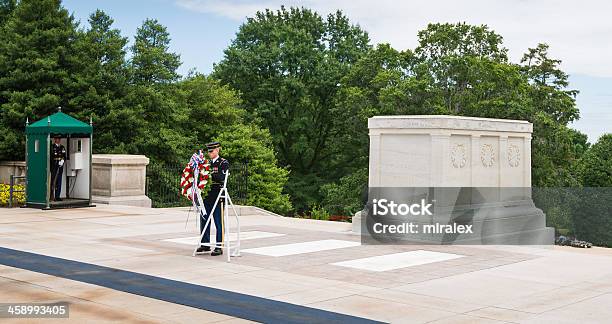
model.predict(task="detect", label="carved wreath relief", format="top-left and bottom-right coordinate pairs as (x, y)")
top-left (507, 144), bottom-right (520, 167)
top-left (480, 144), bottom-right (495, 167)
top-left (450, 143), bottom-right (467, 168)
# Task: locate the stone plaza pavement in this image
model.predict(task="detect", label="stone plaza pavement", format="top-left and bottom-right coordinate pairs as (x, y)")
top-left (1, 205), bottom-right (612, 323)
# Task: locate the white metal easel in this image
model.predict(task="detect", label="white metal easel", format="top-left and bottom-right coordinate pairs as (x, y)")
top-left (192, 171), bottom-right (241, 262)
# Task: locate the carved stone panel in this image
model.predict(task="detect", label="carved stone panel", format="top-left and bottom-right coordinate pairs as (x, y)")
top-left (450, 143), bottom-right (467, 168)
top-left (507, 144), bottom-right (520, 167)
top-left (480, 144), bottom-right (495, 167)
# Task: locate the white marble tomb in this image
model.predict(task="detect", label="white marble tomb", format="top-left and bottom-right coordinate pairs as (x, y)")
top-left (353, 115), bottom-right (553, 245)
top-left (367, 115), bottom-right (531, 188)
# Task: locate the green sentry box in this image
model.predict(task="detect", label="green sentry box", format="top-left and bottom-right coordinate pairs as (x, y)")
top-left (25, 112), bottom-right (94, 209)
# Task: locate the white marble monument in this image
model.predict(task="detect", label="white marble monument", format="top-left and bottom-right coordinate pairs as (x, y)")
top-left (367, 115), bottom-right (532, 187)
top-left (354, 115), bottom-right (554, 244)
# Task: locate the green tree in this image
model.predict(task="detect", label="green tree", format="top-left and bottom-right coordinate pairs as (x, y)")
top-left (333, 44), bottom-right (407, 162)
top-left (131, 18), bottom-right (181, 85)
top-left (177, 74), bottom-right (243, 142)
top-left (0, 0), bottom-right (78, 160)
top-left (570, 136), bottom-right (612, 246)
top-left (0, 0), bottom-right (16, 26)
top-left (68, 9), bottom-right (133, 153)
top-left (578, 134), bottom-right (612, 186)
top-left (321, 45), bottom-right (411, 216)
top-left (124, 84), bottom-right (189, 164)
top-left (177, 75), bottom-right (291, 213)
top-left (143, 75), bottom-right (292, 213)
top-left (521, 43), bottom-right (579, 124)
top-left (571, 133), bottom-right (612, 247)
top-left (324, 23), bottom-right (585, 214)
top-left (123, 19), bottom-right (185, 162)
top-left (522, 43), bottom-right (583, 186)
top-left (335, 23), bottom-right (533, 129)
top-left (536, 134), bottom-right (611, 246)
top-left (531, 113), bottom-right (585, 187)
top-left (144, 74), bottom-right (245, 164)
top-left (415, 22), bottom-right (507, 62)
top-left (216, 124), bottom-right (292, 214)
top-left (411, 23), bottom-right (530, 118)
top-left (214, 7), bottom-right (371, 211)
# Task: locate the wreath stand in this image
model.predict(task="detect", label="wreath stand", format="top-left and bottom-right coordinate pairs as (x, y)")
top-left (191, 171), bottom-right (241, 262)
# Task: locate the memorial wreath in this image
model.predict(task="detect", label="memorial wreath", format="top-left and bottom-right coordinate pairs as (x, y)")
top-left (180, 150), bottom-right (212, 200)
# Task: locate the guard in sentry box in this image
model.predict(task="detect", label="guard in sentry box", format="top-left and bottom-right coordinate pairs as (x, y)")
top-left (196, 142), bottom-right (230, 256)
top-left (50, 136), bottom-right (66, 201)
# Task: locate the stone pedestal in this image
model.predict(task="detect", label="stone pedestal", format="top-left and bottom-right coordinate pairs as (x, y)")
top-left (92, 155), bottom-right (151, 208)
top-left (354, 115), bottom-right (553, 244)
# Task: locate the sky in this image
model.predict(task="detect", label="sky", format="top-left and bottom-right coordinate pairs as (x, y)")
top-left (63, 0), bottom-right (611, 143)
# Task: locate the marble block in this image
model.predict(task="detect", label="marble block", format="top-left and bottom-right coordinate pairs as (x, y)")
top-left (92, 154), bottom-right (151, 208)
top-left (354, 115), bottom-right (553, 244)
top-left (367, 115), bottom-right (532, 188)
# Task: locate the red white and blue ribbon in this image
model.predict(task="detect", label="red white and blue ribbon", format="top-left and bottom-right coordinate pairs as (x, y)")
top-left (180, 150), bottom-right (211, 200)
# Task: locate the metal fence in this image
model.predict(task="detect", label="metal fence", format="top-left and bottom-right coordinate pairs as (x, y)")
top-left (146, 161), bottom-right (248, 208)
top-left (8, 175), bottom-right (26, 208)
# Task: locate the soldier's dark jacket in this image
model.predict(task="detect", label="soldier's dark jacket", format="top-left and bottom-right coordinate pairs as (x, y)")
top-left (51, 143), bottom-right (66, 165)
top-left (205, 157), bottom-right (229, 203)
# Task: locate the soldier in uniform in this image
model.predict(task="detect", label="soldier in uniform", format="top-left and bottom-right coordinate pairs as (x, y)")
top-left (50, 136), bottom-right (66, 201)
top-left (197, 142), bottom-right (230, 256)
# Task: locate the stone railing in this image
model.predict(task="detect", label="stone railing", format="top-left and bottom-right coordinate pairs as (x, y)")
top-left (0, 161), bottom-right (26, 184)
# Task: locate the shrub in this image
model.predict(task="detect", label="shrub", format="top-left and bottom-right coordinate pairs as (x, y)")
top-left (320, 168), bottom-right (368, 216)
top-left (535, 187), bottom-right (612, 247)
top-left (215, 124), bottom-right (292, 214)
top-left (0, 184), bottom-right (25, 207)
top-left (571, 188), bottom-right (612, 247)
top-left (308, 205), bottom-right (330, 221)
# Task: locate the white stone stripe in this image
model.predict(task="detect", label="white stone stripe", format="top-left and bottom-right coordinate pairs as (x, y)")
top-left (163, 231), bottom-right (285, 245)
top-left (241, 239), bottom-right (361, 257)
top-left (331, 250), bottom-right (464, 272)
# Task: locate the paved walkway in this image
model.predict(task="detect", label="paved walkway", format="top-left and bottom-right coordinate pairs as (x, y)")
top-left (1, 205), bottom-right (612, 323)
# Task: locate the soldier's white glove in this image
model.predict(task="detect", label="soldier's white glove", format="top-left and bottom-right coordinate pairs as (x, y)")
top-left (58, 160), bottom-right (64, 167)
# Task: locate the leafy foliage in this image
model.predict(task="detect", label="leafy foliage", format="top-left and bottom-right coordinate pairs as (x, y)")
top-left (535, 187), bottom-right (612, 248)
top-left (0, 2), bottom-right (289, 213)
top-left (571, 187), bottom-right (612, 247)
top-left (578, 134), bottom-right (612, 186)
top-left (69, 10), bottom-right (132, 153)
top-left (320, 167), bottom-right (367, 216)
top-left (521, 43), bottom-right (583, 187)
top-left (214, 7), bottom-right (371, 212)
top-left (322, 23), bottom-right (588, 214)
top-left (0, 0), bottom-right (16, 26)
top-left (0, 0), bottom-right (78, 159)
top-left (215, 124), bottom-right (292, 214)
top-left (0, 3), bottom-right (606, 232)
top-left (131, 19), bottom-right (181, 85)
top-left (308, 205), bottom-right (330, 220)
top-left (140, 75), bottom-right (290, 212)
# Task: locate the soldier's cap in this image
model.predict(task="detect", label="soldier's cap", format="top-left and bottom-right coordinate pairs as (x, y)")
top-left (205, 142), bottom-right (221, 151)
